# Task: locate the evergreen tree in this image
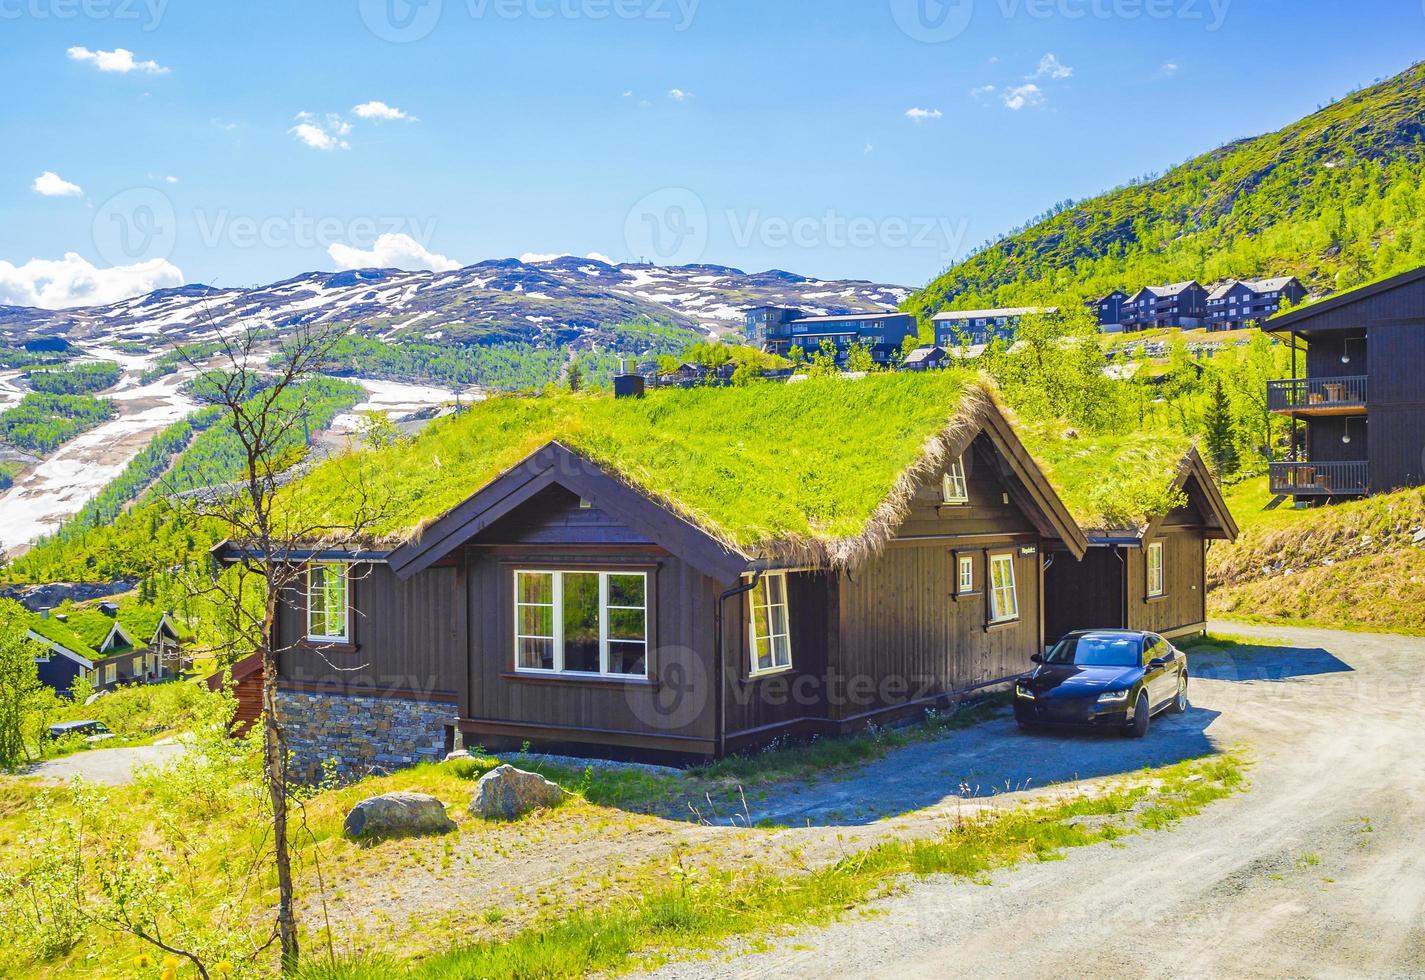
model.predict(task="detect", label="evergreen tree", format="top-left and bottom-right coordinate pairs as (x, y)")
top-left (1204, 378), bottom-right (1241, 475)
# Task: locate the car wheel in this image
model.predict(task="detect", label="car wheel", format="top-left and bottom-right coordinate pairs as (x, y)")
top-left (1126, 692), bottom-right (1150, 739)
top-left (1169, 675), bottom-right (1188, 714)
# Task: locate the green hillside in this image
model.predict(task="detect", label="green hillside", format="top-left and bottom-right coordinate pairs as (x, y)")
top-left (907, 62), bottom-right (1425, 321)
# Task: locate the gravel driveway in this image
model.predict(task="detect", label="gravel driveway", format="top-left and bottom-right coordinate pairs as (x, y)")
top-left (22, 740), bottom-right (188, 785)
top-left (648, 622), bottom-right (1425, 979)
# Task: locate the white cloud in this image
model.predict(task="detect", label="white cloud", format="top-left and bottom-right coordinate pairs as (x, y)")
top-left (0, 253), bottom-right (183, 309)
top-left (864, 143), bottom-right (874, 155)
top-left (585, 252), bottom-right (615, 264)
top-left (1158, 61), bottom-right (1180, 78)
top-left (352, 100), bottom-right (415, 121)
top-left (1033, 53), bottom-right (1073, 80)
top-left (1003, 84), bottom-right (1044, 111)
top-left (329, 233), bottom-right (460, 273)
top-left (905, 107), bottom-right (943, 123)
top-left (970, 85), bottom-right (998, 103)
top-left (622, 90), bottom-right (634, 98)
top-left (667, 88), bottom-right (692, 101)
top-left (67, 46), bottom-right (169, 74)
top-left (290, 112), bottom-right (352, 151)
top-left (32, 171), bottom-right (83, 197)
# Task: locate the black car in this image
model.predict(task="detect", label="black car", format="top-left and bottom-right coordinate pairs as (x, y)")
top-left (1014, 630), bottom-right (1188, 738)
top-left (47, 720), bottom-right (111, 740)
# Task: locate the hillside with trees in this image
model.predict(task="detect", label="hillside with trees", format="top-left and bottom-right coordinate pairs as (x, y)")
top-left (0, 393), bottom-right (116, 454)
top-left (906, 62), bottom-right (1425, 322)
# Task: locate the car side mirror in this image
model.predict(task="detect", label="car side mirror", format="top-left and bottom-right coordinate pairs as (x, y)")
top-left (1031, 653), bottom-right (1044, 664)
top-left (1148, 657), bottom-right (1167, 669)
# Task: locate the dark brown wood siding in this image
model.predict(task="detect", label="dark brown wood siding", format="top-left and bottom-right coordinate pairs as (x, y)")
top-left (277, 563), bottom-right (466, 703)
top-left (457, 487), bottom-right (721, 756)
top-left (1125, 531), bottom-right (1207, 637)
top-left (832, 542), bottom-right (1042, 721)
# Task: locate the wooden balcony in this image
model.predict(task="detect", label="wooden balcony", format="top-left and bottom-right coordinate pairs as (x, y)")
top-left (1269, 461), bottom-right (1368, 497)
top-left (1268, 376), bottom-right (1368, 416)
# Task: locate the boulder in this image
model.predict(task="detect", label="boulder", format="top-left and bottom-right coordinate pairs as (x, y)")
top-left (470, 764), bottom-right (568, 820)
top-left (343, 792), bottom-right (455, 839)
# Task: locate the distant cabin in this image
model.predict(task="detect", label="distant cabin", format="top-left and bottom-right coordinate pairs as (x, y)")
top-left (1206, 277), bottom-right (1307, 332)
top-left (28, 604), bottom-right (182, 696)
top-left (932, 307), bottom-right (1058, 347)
top-left (1120, 282), bottom-right (1208, 332)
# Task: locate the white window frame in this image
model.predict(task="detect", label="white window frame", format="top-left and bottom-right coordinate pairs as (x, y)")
top-left (957, 554), bottom-right (976, 594)
top-left (1147, 541), bottom-right (1166, 598)
top-left (942, 456), bottom-right (970, 505)
top-left (104, 663), bottom-right (116, 685)
top-left (748, 572), bottom-right (793, 677)
top-left (988, 554), bottom-right (1020, 624)
top-left (512, 570), bottom-right (649, 678)
top-left (306, 562), bottom-right (350, 643)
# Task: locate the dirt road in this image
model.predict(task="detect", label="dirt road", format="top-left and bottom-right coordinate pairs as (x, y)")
top-left (647, 623), bottom-right (1425, 979)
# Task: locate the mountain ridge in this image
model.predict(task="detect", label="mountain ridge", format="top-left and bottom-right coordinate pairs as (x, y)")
top-left (907, 61), bottom-right (1425, 321)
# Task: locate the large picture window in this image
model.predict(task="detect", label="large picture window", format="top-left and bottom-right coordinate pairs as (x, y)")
top-left (307, 562), bottom-right (349, 642)
top-left (988, 554), bottom-right (1019, 624)
top-left (514, 570), bottom-right (648, 677)
top-left (748, 573), bottom-right (793, 675)
top-left (1147, 541), bottom-right (1166, 598)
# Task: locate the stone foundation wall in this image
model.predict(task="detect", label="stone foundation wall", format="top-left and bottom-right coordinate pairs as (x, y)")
top-left (276, 689), bottom-right (453, 782)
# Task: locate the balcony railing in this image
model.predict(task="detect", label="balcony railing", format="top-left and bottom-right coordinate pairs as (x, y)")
top-left (1269, 461), bottom-right (1368, 496)
top-left (1268, 376), bottom-right (1368, 414)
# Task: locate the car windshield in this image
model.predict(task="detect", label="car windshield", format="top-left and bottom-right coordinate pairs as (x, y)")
top-left (1046, 634), bottom-right (1142, 668)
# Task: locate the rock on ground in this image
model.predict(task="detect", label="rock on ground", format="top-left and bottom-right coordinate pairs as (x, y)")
top-left (343, 792), bottom-right (455, 839)
top-left (470, 764), bottom-right (568, 820)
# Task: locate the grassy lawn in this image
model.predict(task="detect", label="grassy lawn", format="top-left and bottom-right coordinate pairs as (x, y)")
top-left (301, 754), bottom-right (1246, 980)
top-left (0, 693), bottom-right (1244, 979)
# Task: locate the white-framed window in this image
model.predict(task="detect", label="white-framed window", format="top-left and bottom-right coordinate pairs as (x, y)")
top-left (1147, 541), bottom-right (1166, 598)
top-left (988, 554), bottom-right (1019, 624)
top-left (104, 664), bottom-right (116, 685)
top-left (514, 570), bottom-right (648, 677)
top-left (958, 554), bottom-right (976, 594)
top-left (307, 562), bottom-right (350, 642)
top-left (132, 656), bottom-right (142, 675)
top-left (942, 456), bottom-right (969, 505)
top-left (748, 572), bottom-right (793, 676)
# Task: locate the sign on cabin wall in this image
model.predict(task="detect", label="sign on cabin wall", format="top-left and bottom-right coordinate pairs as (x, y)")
top-left (1019, 546), bottom-right (1039, 557)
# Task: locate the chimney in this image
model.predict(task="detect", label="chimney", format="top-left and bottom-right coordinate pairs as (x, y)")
top-left (99, 602), bottom-right (119, 618)
top-left (613, 358), bottom-right (645, 399)
top-left (39, 607), bottom-right (50, 620)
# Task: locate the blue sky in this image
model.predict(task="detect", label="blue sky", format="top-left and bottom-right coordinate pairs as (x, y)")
top-left (2, 0), bottom-right (1423, 307)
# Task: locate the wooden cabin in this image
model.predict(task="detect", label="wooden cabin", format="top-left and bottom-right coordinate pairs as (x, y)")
top-left (229, 375), bottom-right (1088, 775)
top-left (28, 604), bottom-right (182, 696)
top-left (1037, 446), bottom-right (1239, 642)
top-left (1264, 265), bottom-right (1425, 502)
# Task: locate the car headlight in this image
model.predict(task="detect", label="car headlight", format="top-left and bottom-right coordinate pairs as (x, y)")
top-left (1015, 684), bottom-right (1036, 700)
top-left (1097, 689), bottom-right (1130, 704)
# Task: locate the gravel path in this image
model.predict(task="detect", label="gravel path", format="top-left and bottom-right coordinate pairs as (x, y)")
top-left (646, 622), bottom-right (1425, 979)
top-left (22, 740), bottom-right (188, 785)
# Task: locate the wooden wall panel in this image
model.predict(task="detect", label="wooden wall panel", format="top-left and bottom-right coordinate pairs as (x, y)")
top-left (1126, 532), bottom-right (1206, 636)
top-left (278, 563), bottom-right (464, 701)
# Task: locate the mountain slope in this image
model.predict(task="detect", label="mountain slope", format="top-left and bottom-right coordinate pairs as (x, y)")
top-left (908, 62), bottom-right (1425, 320)
top-left (0, 257), bottom-right (909, 352)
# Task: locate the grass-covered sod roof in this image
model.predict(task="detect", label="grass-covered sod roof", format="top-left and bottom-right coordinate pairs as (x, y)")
top-left (1019, 423), bottom-right (1194, 534)
top-left (280, 371), bottom-right (981, 556)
